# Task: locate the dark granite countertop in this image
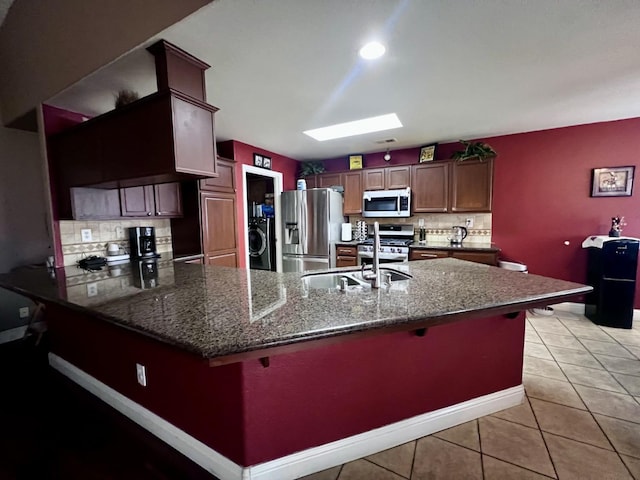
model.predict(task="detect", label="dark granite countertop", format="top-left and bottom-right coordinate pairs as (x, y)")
top-left (336, 240), bottom-right (499, 252)
top-left (0, 259), bottom-right (591, 363)
top-left (409, 242), bottom-right (500, 252)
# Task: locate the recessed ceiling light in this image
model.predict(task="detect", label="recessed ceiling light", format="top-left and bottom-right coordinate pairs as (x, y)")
top-left (359, 41), bottom-right (386, 60)
top-left (303, 113), bottom-right (402, 141)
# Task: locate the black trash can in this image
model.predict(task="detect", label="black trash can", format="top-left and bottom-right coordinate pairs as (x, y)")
top-left (583, 236), bottom-right (639, 329)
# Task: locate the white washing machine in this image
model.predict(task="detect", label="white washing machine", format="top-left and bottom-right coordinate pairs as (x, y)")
top-left (249, 218), bottom-right (275, 271)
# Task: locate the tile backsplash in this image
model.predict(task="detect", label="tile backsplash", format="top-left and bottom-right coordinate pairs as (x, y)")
top-left (59, 219), bottom-right (173, 267)
top-left (347, 213), bottom-right (492, 244)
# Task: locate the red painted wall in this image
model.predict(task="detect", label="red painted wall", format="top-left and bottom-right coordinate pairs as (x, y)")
top-left (486, 118), bottom-right (640, 306)
top-left (223, 140), bottom-right (299, 268)
top-left (47, 300), bottom-right (524, 467)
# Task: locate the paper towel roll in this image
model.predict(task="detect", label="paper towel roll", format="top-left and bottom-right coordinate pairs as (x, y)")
top-left (341, 223), bottom-right (352, 242)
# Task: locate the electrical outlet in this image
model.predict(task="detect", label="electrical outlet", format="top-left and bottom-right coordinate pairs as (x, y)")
top-left (136, 363), bottom-right (147, 387)
top-left (465, 218), bottom-right (474, 228)
top-left (115, 226), bottom-right (123, 238)
top-left (86, 282), bottom-right (98, 297)
top-left (19, 307), bottom-right (30, 318)
top-left (80, 228), bottom-right (93, 242)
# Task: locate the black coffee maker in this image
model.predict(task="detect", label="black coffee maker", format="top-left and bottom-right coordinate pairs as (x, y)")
top-left (129, 227), bottom-right (160, 259)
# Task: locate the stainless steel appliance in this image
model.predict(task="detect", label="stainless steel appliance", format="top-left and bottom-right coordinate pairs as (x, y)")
top-left (449, 226), bottom-right (468, 244)
top-left (129, 227), bottom-right (160, 259)
top-left (249, 218), bottom-right (276, 271)
top-left (362, 188), bottom-right (411, 218)
top-left (583, 236), bottom-right (639, 328)
top-left (357, 224), bottom-right (413, 265)
top-left (282, 188), bottom-right (343, 272)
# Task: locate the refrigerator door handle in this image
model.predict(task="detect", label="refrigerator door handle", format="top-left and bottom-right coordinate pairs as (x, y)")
top-left (602, 277), bottom-right (635, 282)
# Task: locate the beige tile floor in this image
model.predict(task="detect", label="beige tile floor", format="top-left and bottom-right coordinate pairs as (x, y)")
top-left (301, 310), bottom-right (640, 480)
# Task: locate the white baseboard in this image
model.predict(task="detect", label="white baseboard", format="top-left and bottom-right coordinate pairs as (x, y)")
top-left (550, 302), bottom-right (586, 315)
top-left (0, 325), bottom-right (27, 345)
top-left (49, 353), bottom-right (524, 480)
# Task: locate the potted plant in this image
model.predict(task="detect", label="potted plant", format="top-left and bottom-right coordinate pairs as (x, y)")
top-left (298, 160), bottom-right (325, 177)
top-left (451, 140), bottom-right (497, 161)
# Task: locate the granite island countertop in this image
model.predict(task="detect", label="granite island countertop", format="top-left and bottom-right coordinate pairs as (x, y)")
top-left (0, 259), bottom-right (590, 363)
top-left (335, 240), bottom-right (500, 252)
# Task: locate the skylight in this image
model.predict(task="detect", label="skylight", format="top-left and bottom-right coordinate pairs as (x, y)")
top-left (303, 114), bottom-right (402, 141)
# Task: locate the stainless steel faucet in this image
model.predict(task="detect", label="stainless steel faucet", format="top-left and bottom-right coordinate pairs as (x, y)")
top-left (362, 221), bottom-right (382, 288)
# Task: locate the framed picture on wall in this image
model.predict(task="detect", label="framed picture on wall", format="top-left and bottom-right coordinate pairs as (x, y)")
top-left (419, 144), bottom-right (437, 163)
top-left (262, 156), bottom-right (272, 170)
top-left (349, 155), bottom-right (363, 170)
top-left (253, 153), bottom-right (263, 167)
top-left (591, 166), bottom-right (635, 197)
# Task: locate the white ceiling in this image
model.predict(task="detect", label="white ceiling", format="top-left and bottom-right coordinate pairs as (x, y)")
top-left (48, 0), bottom-right (640, 160)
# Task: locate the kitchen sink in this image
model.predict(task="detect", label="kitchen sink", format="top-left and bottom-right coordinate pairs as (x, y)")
top-left (301, 267), bottom-right (412, 291)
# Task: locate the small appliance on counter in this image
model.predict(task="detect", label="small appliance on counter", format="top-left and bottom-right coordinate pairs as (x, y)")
top-left (106, 242), bottom-right (130, 265)
top-left (449, 226), bottom-right (468, 244)
top-left (129, 227), bottom-right (160, 260)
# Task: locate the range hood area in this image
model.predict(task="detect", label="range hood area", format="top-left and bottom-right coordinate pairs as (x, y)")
top-left (47, 40), bottom-right (219, 191)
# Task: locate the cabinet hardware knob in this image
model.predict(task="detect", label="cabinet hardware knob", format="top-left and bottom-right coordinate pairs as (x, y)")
top-left (147, 212), bottom-right (152, 216)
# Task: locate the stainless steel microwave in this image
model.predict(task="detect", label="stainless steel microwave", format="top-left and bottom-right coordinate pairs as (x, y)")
top-left (362, 188), bottom-right (411, 218)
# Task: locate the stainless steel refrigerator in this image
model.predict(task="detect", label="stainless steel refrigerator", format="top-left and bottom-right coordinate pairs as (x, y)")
top-left (282, 188), bottom-right (343, 272)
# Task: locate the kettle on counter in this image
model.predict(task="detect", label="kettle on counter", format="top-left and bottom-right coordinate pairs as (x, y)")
top-left (449, 226), bottom-right (468, 244)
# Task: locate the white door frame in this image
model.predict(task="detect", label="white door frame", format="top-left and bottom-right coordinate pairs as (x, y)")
top-left (241, 165), bottom-right (283, 272)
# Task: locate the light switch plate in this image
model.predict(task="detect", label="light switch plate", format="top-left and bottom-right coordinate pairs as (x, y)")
top-left (81, 229), bottom-right (92, 242)
top-left (19, 307), bottom-right (30, 318)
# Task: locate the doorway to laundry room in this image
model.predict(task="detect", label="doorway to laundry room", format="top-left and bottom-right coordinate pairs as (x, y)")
top-left (242, 166), bottom-right (283, 272)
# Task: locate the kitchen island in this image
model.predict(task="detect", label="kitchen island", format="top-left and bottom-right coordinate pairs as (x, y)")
top-left (0, 259), bottom-right (590, 480)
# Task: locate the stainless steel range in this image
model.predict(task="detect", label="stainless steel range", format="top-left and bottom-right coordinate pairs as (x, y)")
top-left (357, 224), bottom-right (414, 265)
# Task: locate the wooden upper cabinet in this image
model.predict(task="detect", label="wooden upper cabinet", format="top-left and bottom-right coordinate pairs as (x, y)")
top-left (343, 171), bottom-right (363, 215)
top-left (200, 157), bottom-right (236, 193)
top-left (120, 186), bottom-right (154, 217)
top-left (411, 163), bottom-right (449, 212)
top-left (386, 166), bottom-right (411, 189)
top-left (305, 175), bottom-right (318, 188)
top-left (450, 158), bottom-right (493, 212)
top-left (154, 183), bottom-right (182, 217)
top-left (120, 183), bottom-right (182, 218)
top-left (318, 173), bottom-right (343, 188)
top-left (363, 169), bottom-right (385, 190)
top-left (363, 166), bottom-right (410, 191)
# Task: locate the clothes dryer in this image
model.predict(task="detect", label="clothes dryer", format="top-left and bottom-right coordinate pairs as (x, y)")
top-left (249, 218), bottom-right (275, 271)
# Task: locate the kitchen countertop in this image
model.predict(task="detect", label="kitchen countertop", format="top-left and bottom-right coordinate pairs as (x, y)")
top-left (335, 240), bottom-right (499, 252)
top-left (0, 259), bottom-right (590, 363)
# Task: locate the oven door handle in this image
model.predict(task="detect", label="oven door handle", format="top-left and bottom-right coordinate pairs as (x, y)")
top-left (358, 251), bottom-right (407, 261)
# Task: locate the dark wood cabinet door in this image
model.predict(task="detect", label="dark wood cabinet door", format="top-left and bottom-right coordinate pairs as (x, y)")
top-left (450, 158), bottom-right (493, 212)
top-left (386, 166), bottom-right (410, 189)
top-left (409, 249), bottom-right (450, 261)
top-left (200, 157), bottom-right (235, 193)
top-left (305, 175), bottom-right (318, 188)
top-left (70, 187), bottom-right (122, 220)
top-left (318, 173), bottom-right (342, 188)
top-left (154, 183), bottom-right (183, 217)
top-left (411, 163), bottom-right (449, 212)
top-left (343, 171), bottom-right (362, 215)
top-left (336, 256), bottom-right (358, 268)
top-left (120, 186), bottom-right (154, 217)
top-left (451, 251), bottom-right (498, 266)
top-left (363, 169), bottom-right (385, 190)
top-left (201, 192), bottom-right (238, 266)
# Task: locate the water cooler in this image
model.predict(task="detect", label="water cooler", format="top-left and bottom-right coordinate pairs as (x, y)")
top-left (582, 236), bottom-right (639, 329)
